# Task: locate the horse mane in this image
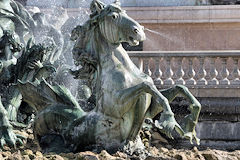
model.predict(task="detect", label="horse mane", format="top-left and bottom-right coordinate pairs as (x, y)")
top-left (70, 0), bottom-right (122, 85)
top-left (70, 14), bottom-right (100, 87)
top-left (71, 1), bottom-right (122, 64)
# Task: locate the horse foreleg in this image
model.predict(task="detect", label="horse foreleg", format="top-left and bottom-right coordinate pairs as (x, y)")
top-left (115, 82), bottom-right (173, 116)
top-left (145, 96), bottom-right (186, 139)
top-left (160, 85), bottom-right (201, 144)
top-left (116, 82), bottom-right (183, 139)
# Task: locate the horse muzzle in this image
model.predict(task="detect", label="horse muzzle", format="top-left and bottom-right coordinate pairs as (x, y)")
top-left (128, 25), bottom-right (146, 46)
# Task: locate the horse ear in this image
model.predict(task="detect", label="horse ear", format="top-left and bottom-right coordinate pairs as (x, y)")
top-left (90, 0), bottom-right (105, 14)
top-left (114, 0), bottom-right (121, 6)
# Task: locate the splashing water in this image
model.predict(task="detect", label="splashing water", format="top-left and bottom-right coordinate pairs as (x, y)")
top-left (25, 0), bottom-right (111, 98)
top-left (145, 28), bottom-right (184, 46)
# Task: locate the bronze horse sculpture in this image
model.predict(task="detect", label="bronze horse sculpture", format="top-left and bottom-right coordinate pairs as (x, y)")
top-left (18, 0), bottom-right (201, 153)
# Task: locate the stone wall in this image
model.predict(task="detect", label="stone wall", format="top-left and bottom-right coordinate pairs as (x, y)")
top-left (120, 0), bottom-right (209, 7)
top-left (210, 0), bottom-right (240, 5)
top-left (25, 0), bottom-right (240, 8)
top-left (26, 0), bottom-right (208, 8)
top-left (125, 5), bottom-right (240, 51)
top-left (61, 5), bottom-right (240, 51)
top-left (171, 97), bottom-right (240, 150)
top-left (184, 97), bottom-right (240, 150)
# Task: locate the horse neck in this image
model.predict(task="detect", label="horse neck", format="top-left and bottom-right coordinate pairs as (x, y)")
top-left (93, 28), bottom-right (117, 57)
top-left (92, 28), bottom-right (134, 70)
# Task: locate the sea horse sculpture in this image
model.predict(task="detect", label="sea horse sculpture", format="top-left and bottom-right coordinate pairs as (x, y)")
top-left (0, 39), bottom-right (56, 149)
top-left (18, 0), bottom-right (201, 153)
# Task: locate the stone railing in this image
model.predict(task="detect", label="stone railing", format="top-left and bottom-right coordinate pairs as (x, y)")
top-left (128, 51), bottom-right (240, 97)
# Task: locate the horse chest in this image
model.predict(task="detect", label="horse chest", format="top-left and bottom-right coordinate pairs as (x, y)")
top-left (102, 63), bottom-right (139, 88)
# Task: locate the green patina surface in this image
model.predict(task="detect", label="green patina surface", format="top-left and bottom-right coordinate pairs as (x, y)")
top-left (0, 0), bottom-right (201, 153)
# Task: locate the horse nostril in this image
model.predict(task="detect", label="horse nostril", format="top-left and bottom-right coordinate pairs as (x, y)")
top-left (134, 28), bottom-right (138, 34)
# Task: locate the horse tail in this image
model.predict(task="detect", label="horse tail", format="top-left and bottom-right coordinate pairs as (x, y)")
top-left (33, 104), bottom-right (85, 144)
top-left (18, 79), bottom-right (87, 151)
top-left (17, 78), bottom-right (83, 112)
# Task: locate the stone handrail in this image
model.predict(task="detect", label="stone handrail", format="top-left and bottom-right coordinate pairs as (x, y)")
top-left (128, 51), bottom-right (240, 97)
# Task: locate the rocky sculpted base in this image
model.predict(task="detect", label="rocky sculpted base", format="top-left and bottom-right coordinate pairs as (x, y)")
top-left (1, 128), bottom-right (240, 160)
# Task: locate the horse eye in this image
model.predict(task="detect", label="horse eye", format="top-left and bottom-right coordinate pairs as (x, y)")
top-left (112, 14), bottom-right (118, 20)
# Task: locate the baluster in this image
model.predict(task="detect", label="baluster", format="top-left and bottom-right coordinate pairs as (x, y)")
top-left (186, 58), bottom-right (196, 85)
top-left (163, 57), bottom-right (174, 85)
top-left (137, 57), bottom-right (143, 72)
top-left (175, 57), bottom-right (185, 85)
top-left (219, 57), bottom-right (230, 85)
top-left (172, 58), bottom-right (178, 81)
top-left (230, 58), bottom-right (240, 85)
top-left (205, 58), bottom-right (211, 81)
top-left (227, 58), bottom-right (234, 81)
top-left (143, 58), bottom-right (152, 76)
top-left (196, 57), bottom-right (207, 85)
top-left (208, 57), bottom-right (219, 85)
top-left (153, 58), bottom-right (163, 85)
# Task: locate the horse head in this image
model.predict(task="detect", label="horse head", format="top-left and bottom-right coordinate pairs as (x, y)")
top-left (91, 0), bottom-right (146, 46)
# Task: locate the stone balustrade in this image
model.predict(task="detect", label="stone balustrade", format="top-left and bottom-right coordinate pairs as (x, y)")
top-left (128, 50), bottom-right (240, 97)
